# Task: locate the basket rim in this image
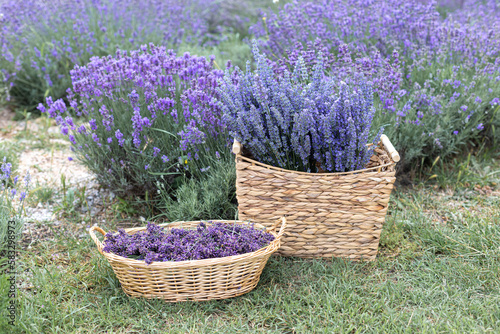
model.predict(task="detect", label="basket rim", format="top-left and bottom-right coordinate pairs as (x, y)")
top-left (235, 154), bottom-right (396, 176)
top-left (91, 219), bottom-right (284, 269)
top-left (233, 135), bottom-right (398, 176)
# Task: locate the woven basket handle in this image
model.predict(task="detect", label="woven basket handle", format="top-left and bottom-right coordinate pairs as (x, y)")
top-left (89, 226), bottom-right (106, 252)
top-left (232, 139), bottom-right (242, 155)
top-left (270, 217), bottom-right (287, 239)
top-left (380, 135), bottom-right (400, 162)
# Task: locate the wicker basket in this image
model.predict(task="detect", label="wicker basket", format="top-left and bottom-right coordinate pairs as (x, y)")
top-left (89, 218), bottom-right (286, 302)
top-left (233, 135), bottom-right (399, 261)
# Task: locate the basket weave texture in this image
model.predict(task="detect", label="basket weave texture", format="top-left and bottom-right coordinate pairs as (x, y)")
top-left (90, 218), bottom-right (286, 302)
top-left (235, 140), bottom-right (398, 260)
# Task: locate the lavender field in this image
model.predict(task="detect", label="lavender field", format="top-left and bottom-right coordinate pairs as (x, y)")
top-left (1, 0), bottom-right (500, 333)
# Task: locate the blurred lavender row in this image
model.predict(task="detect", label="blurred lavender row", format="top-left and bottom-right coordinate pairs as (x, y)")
top-left (0, 0), bottom-right (256, 110)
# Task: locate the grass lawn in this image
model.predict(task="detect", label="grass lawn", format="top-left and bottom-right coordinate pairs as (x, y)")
top-left (2, 150), bottom-right (499, 333)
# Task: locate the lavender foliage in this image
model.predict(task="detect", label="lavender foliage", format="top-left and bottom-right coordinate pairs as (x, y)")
top-left (102, 221), bottom-right (275, 264)
top-left (40, 44), bottom-right (229, 197)
top-left (218, 43), bottom-right (382, 173)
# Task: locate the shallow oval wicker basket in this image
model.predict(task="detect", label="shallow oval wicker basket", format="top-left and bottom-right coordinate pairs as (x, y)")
top-left (89, 218), bottom-right (286, 302)
top-left (233, 135), bottom-right (399, 261)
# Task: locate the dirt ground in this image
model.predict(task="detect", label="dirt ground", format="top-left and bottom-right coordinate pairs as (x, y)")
top-left (1, 107), bottom-right (94, 187)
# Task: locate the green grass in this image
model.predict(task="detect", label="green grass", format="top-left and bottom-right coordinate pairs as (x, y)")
top-left (28, 182), bottom-right (56, 207)
top-left (2, 152), bottom-right (498, 333)
top-left (178, 33), bottom-right (252, 70)
top-left (156, 158), bottom-right (237, 222)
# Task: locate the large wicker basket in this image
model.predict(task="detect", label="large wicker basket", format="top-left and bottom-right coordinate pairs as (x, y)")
top-left (89, 218), bottom-right (286, 302)
top-left (233, 135), bottom-right (399, 261)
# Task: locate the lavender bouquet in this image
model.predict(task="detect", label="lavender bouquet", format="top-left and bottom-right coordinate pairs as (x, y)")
top-left (218, 43), bottom-right (383, 173)
top-left (103, 221), bottom-right (275, 264)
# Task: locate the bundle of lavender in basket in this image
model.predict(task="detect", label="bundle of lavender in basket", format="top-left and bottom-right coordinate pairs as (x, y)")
top-left (218, 41), bottom-right (383, 173)
top-left (103, 222), bottom-right (275, 264)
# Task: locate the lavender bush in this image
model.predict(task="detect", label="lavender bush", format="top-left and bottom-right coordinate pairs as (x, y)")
top-left (251, 0), bottom-right (500, 168)
top-left (39, 44), bottom-right (230, 199)
top-left (218, 43), bottom-right (382, 173)
top-left (103, 221), bottom-right (275, 264)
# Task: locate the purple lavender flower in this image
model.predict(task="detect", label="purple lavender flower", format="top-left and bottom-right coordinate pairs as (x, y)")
top-left (77, 125), bottom-right (87, 134)
top-left (128, 90), bottom-right (140, 106)
top-left (24, 171), bottom-right (31, 189)
top-left (0, 159), bottom-right (12, 181)
top-left (115, 129), bottom-right (125, 147)
top-left (89, 119), bottom-right (98, 131)
top-left (37, 103), bottom-right (46, 113)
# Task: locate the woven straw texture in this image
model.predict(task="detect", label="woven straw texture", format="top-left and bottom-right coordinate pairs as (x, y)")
top-left (90, 218), bottom-right (286, 302)
top-left (235, 141), bottom-right (398, 260)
